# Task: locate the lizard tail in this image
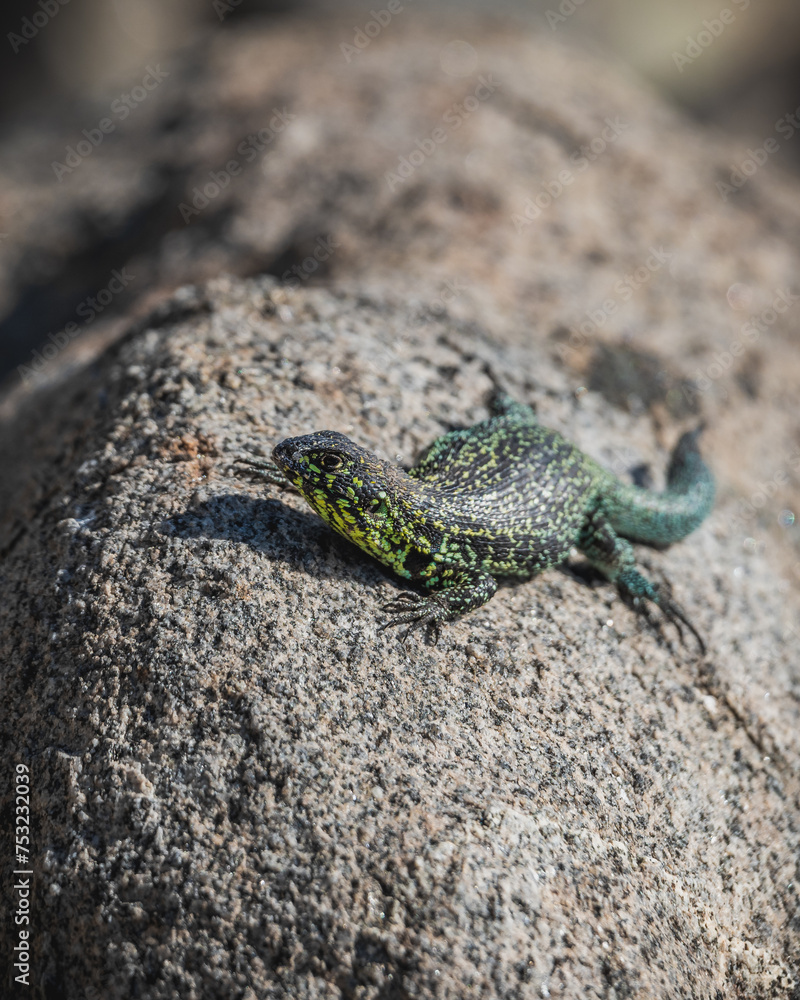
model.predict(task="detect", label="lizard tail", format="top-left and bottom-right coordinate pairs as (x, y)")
top-left (604, 426), bottom-right (715, 545)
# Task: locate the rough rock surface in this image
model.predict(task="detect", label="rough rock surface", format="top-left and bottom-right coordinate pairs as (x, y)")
top-left (2, 13), bottom-right (800, 1000)
top-left (1, 276), bottom-right (799, 1000)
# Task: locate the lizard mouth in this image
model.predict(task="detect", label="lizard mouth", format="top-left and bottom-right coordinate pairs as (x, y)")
top-left (272, 439), bottom-right (292, 472)
top-left (271, 439), bottom-right (303, 478)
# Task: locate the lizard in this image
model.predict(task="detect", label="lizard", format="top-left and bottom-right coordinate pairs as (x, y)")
top-left (237, 391), bottom-right (714, 648)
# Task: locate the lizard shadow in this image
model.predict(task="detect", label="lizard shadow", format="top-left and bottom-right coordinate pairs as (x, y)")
top-left (161, 491), bottom-right (393, 590)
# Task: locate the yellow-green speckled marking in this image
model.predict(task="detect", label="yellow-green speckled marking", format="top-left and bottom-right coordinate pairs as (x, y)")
top-left (240, 392), bottom-right (714, 646)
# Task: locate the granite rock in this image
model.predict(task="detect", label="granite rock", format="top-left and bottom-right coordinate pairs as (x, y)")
top-left (1, 276), bottom-right (799, 999)
top-left (1, 13), bottom-right (800, 1000)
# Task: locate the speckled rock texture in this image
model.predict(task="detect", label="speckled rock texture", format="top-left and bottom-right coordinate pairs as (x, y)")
top-left (1, 277), bottom-right (799, 1000)
top-left (2, 13), bottom-right (800, 1000)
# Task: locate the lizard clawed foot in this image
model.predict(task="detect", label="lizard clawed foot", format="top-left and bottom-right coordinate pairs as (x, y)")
top-left (233, 457), bottom-right (298, 492)
top-left (653, 589), bottom-right (705, 655)
top-left (618, 570), bottom-right (705, 655)
top-left (380, 592), bottom-right (445, 645)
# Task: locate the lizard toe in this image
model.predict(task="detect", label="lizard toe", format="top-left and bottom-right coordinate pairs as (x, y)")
top-left (380, 594), bottom-right (447, 641)
top-left (658, 592), bottom-right (705, 655)
top-left (233, 457), bottom-right (296, 491)
top-left (382, 592), bottom-right (425, 614)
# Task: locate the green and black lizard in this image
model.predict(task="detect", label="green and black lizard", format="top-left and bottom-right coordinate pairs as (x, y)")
top-left (238, 392), bottom-right (714, 648)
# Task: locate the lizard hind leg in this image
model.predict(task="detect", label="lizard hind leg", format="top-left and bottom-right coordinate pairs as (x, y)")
top-left (578, 508), bottom-right (706, 654)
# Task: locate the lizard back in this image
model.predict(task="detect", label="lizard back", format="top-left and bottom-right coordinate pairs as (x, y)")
top-left (407, 414), bottom-right (600, 576)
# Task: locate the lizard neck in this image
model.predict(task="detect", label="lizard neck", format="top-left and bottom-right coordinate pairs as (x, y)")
top-left (380, 467), bottom-right (452, 540)
top-left (387, 469), bottom-right (486, 549)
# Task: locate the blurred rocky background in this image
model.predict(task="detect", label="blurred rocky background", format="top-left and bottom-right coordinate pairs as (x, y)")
top-left (3, 0), bottom-right (800, 139)
top-left (2, 0), bottom-right (800, 386)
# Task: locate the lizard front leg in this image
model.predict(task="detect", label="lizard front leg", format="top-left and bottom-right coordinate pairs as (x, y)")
top-left (381, 571), bottom-right (498, 643)
top-left (234, 456), bottom-right (299, 493)
top-left (578, 505), bottom-right (705, 653)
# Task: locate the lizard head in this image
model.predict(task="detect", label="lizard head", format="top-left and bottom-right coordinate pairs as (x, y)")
top-left (271, 431), bottom-right (405, 544)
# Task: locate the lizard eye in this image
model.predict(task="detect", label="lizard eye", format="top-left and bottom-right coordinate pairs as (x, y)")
top-left (320, 454), bottom-right (343, 472)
